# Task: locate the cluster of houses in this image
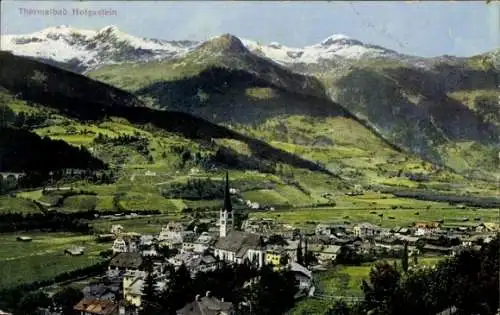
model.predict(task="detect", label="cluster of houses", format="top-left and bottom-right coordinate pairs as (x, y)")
top-left (315, 219), bottom-right (498, 257)
top-left (69, 175), bottom-right (498, 315)
top-left (69, 211), bottom-right (496, 315)
top-left (61, 174), bottom-right (316, 315)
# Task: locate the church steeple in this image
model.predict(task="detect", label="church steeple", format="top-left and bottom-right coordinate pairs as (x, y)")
top-left (223, 171), bottom-right (232, 212)
top-left (220, 171), bottom-right (233, 238)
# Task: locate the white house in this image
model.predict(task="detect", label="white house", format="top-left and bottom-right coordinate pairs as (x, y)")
top-left (112, 236), bottom-right (138, 254)
top-left (123, 270), bottom-right (146, 308)
top-left (353, 223), bottom-right (380, 237)
top-left (158, 222), bottom-right (185, 246)
top-left (194, 232), bottom-right (214, 253)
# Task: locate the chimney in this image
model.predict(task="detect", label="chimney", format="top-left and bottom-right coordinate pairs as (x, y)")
top-left (206, 290), bottom-right (211, 297)
top-left (195, 294), bottom-right (201, 301)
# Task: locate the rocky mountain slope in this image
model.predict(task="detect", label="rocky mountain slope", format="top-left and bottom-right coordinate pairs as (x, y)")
top-left (86, 34), bottom-right (499, 178)
top-left (0, 52), bottom-right (336, 177)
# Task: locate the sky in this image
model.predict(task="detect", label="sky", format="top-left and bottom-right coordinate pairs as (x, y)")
top-left (1, 1), bottom-right (499, 57)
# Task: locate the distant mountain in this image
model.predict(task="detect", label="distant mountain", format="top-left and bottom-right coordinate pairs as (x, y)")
top-left (0, 51), bottom-right (334, 176)
top-left (2, 26), bottom-right (499, 178)
top-left (1, 25), bottom-right (410, 73)
top-left (85, 32), bottom-right (500, 177)
top-left (1, 25), bottom-right (197, 72)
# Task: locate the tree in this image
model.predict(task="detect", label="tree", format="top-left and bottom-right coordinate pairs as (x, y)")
top-left (140, 258), bottom-right (160, 315)
top-left (247, 265), bottom-right (298, 315)
top-left (52, 286), bottom-right (83, 315)
top-left (326, 299), bottom-right (352, 315)
top-left (280, 253), bottom-right (290, 267)
top-left (142, 258), bottom-right (156, 298)
top-left (160, 264), bottom-right (194, 314)
top-left (304, 237), bottom-right (309, 267)
top-left (474, 95), bottom-right (499, 124)
top-left (296, 235), bottom-right (303, 265)
top-left (15, 291), bottom-right (51, 315)
top-left (336, 245), bottom-right (362, 266)
top-left (412, 250), bottom-right (418, 266)
top-left (401, 242), bottom-right (409, 273)
top-left (415, 239), bottom-right (426, 253)
top-left (362, 262), bottom-right (402, 315)
top-left (361, 238), bottom-right (500, 315)
top-left (0, 104), bottom-right (16, 127)
top-left (158, 245), bottom-right (177, 259)
top-left (0, 176), bottom-right (5, 194)
top-left (267, 234), bottom-right (288, 246)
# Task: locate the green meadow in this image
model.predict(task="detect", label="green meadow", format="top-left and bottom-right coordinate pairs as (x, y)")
top-left (0, 233), bottom-right (108, 289)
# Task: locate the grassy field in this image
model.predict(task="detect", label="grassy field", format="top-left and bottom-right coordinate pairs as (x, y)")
top-left (316, 256), bottom-right (445, 297)
top-left (250, 203), bottom-right (499, 229)
top-left (90, 214), bottom-right (180, 234)
top-left (0, 196), bottom-right (41, 214)
top-left (0, 232), bottom-right (108, 289)
top-left (289, 298), bottom-right (332, 315)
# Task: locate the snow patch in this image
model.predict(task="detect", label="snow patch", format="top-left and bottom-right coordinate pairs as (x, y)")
top-left (1, 26), bottom-right (403, 70)
top-left (1, 25), bottom-right (197, 71)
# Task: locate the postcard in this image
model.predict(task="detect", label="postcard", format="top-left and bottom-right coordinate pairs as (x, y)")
top-left (0, 1), bottom-right (498, 315)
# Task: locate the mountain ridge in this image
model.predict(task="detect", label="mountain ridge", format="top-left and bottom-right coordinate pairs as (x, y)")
top-left (1, 25), bottom-right (428, 72)
top-left (0, 52), bottom-right (336, 177)
top-left (2, 26), bottom-right (499, 178)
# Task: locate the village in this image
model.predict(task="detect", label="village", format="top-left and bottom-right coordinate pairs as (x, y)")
top-left (4, 174), bottom-right (493, 315)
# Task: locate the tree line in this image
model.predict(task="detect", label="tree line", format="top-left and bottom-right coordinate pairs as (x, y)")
top-left (0, 209), bottom-right (162, 233)
top-left (0, 211), bottom-right (93, 233)
top-left (0, 127), bottom-right (106, 173)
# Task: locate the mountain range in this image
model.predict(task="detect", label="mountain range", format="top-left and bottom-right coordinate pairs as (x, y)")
top-left (1, 25), bottom-right (499, 181)
top-left (1, 25), bottom-right (406, 72)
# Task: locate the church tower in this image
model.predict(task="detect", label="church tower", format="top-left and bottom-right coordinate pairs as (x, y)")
top-left (220, 171), bottom-right (233, 238)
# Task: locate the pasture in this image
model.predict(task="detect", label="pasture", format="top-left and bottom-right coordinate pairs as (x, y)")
top-left (90, 214), bottom-right (180, 234)
top-left (250, 202), bottom-right (499, 229)
top-left (0, 232), bottom-right (108, 289)
top-left (0, 196), bottom-right (41, 214)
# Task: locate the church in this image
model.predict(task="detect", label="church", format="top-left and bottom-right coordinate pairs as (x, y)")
top-left (213, 172), bottom-right (266, 268)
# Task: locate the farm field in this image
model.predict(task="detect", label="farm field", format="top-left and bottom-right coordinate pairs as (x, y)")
top-left (250, 205), bottom-right (499, 229)
top-left (0, 196), bottom-right (41, 214)
top-left (0, 233), bottom-right (108, 289)
top-left (90, 214), bottom-right (180, 234)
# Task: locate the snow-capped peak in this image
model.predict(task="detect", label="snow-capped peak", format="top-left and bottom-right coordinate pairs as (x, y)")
top-left (320, 34), bottom-right (351, 45)
top-left (1, 25), bottom-right (403, 72)
top-left (1, 25), bottom-right (198, 72)
top-left (98, 25), bottom-right (119, 34)
top-left (243, 34), bottom-right (400, 65)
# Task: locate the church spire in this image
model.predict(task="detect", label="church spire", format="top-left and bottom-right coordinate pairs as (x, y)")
top-left (220, 171), bottom-right (233, 238)
top-left (223, 171), bottom-right (232, 212)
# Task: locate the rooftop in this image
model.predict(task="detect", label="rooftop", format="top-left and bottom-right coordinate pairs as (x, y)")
top-left (290, 262), bottom-right (312, 279)
top-left (215, 231), bottom-right (264, 256)
top-left (177, 293), bottom-right (234, 315)
top-left (74, 298), bottom-right (117, 315)
top-left (109, 252), bottom-right (143, 269)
